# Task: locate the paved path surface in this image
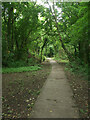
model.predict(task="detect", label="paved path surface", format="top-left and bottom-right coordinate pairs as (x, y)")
top-left (30, 58), bottom-right (79, 118)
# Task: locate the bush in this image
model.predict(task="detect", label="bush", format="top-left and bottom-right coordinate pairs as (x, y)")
top-left (3, 57), bottom-right (40, 68)
top-left (65, 58), bottom-right (88, 76)
top-left (2, 65), bottom-right (42, 73)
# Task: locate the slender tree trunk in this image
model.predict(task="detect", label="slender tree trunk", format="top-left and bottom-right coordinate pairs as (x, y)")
top-left (40, 38), bottom-right (47, 62)
top-left (20, 30), bottom-right (31, 49)
top-left (7, 6), bottom-right (14, 52)
top-left (11, 6), bottom-right (14, 52)
top-left (74, 45), bottom-right (77, 57)
top-left (7, 10), bottom-right (11, 51)
top-left (47, 1), bottom-right (71, 60)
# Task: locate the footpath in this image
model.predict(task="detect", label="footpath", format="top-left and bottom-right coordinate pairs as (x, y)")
top-left (30, 58), bottom-right (79, 118)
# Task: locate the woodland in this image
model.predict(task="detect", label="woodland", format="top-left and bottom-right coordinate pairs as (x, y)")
top-left (2, 1), bottom-right (89, 118)
top-left (2, 2), bottom-right (89, 68)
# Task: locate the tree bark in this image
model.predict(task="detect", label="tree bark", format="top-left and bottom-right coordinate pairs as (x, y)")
top-left (40, 38), bottom-right (48, 62)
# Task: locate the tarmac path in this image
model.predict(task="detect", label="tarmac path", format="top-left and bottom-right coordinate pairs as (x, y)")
top-left (30, 58), bottom-right (79, 118)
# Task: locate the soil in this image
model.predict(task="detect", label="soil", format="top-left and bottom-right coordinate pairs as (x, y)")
top-left (2, 60), bottom-right (51, 118)
top-left (58, 62), bottom-right (89, 118)
top-left (2, 59), bottom-right (89, 118)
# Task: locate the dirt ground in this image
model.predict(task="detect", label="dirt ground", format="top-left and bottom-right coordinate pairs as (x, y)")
top-left (59, 63), bottom-right (89, 118)
top-left (2, 61), bottom-right (51, 118)
top-left (2, 60), bottom-right (89, 118)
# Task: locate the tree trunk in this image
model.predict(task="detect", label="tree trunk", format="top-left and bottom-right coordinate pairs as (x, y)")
top-left (40, 38), bottom-right (47, 62)
top-left (7, 6), bottom-right (14, 52)
top-left (74, 45), bottom-right (77, 57)
top-left (47, 1), bottom-right (72, 60)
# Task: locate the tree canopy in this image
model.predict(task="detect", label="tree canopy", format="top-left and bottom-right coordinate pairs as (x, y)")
top-left (2, 1), bottom-right (89, 67)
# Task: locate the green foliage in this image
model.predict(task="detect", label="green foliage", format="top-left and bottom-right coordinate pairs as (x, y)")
top-left (56, 2), bottom-right (89, 64)
top-left (2, 2), bottom-right (45, 67)
top-left (2, 57), bottom-right (40, 68)
top-left (65, 58), bottom-right (88, 76)
top-left (2, 2), bottom-right (89, 71)
top-left (54, 57), bottom-right (69, 63)
top-left (2, 65), bottom-right (42, 73)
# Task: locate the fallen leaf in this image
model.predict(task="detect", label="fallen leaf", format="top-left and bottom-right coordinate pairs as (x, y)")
top-left (49, 110), bottom-right (53, 112)
top-left (80, 109), bottom-right (84, 113)
top-left (30, 98), bottom-right (32, 101)
top-left (27, 104), bottom-right (31, 108)
top-left (26, 100), bottom-right (29, 102)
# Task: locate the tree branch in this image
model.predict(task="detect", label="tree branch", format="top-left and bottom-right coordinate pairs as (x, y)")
top-left (47, 0), bottom-right (71, 58)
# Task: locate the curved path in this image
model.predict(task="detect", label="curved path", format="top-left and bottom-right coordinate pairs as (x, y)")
top-left (30, 58), bottom-right (79, 118)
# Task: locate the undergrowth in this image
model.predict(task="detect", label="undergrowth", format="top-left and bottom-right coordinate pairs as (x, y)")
top-left (53, 57), bottom-right (69, 63)
top-left (54, 57), bottom-right (88, 78)
top-left (2, 58), bottom-right (40, 68)
top-left (65, 60), bottom-right (88, 78)
top-left (2, 65), bottom-right (42, 73)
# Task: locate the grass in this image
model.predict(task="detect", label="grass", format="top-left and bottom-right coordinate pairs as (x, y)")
top-left (54, 57), bottom-right (88, 77)
top-left (2, 65), bottom-right (42, 73)
top-left (65, 62), bottom-right (88, 77)
top-left (53, 57), bottom-right (69, 63)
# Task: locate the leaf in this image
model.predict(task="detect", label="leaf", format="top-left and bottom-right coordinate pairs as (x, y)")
top-left (80, 109), bottom-right (84, 113)
top-left (26, 100), bottom-right (29, 102)
top-left (27, 104), bottom-right (31, 108)
top-left (49, 110), bottom-right (53, 112)
top-left (29, 98), bottom-right (32, 101)
top-left (31, 103), bottom-right (34, 107)
top-left (28, 90), bottom-right (32, 94)
top-left (27, 114), bottom-right (30, 116)
top-left (36, 90), bottom-right (40, 95)
top-left (8, 110), bottom-right (13, 114)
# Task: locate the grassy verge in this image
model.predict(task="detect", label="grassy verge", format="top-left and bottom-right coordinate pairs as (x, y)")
top-left (53, 57), bottom-right (69, 63)
top-left (54, 57), bottom-right (88, 77)
top-left (2, 65), bottom-right (42, 73)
